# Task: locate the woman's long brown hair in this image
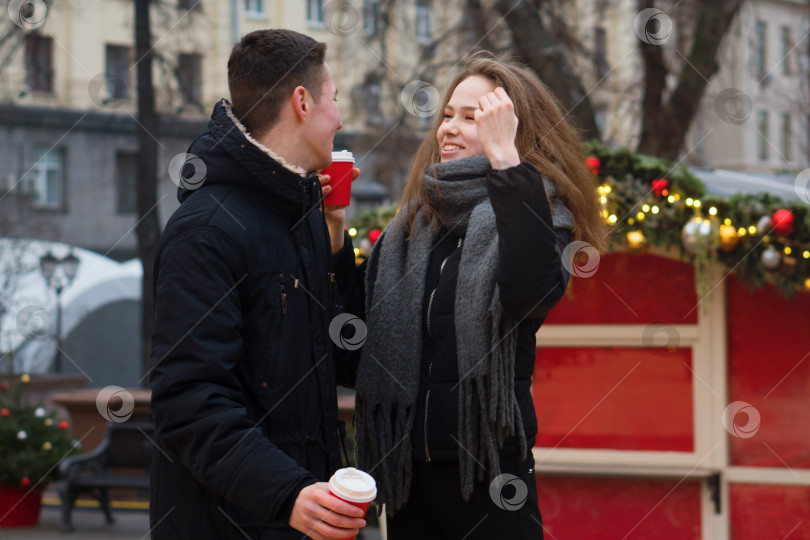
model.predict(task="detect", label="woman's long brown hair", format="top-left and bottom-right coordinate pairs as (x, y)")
top-left (400, 52), bottom-right (608, 252)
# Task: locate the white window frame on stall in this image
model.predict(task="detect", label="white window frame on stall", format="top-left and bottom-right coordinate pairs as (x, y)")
top-left (532, 249), bottom-right (730, 540)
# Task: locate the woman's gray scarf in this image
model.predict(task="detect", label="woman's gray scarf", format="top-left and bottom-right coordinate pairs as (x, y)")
top-left (355, 155), bottom-right (574, 515)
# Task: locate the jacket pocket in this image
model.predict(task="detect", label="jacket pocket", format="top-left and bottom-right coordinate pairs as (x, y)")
top-left (263, 277), bottom-right (287, 386)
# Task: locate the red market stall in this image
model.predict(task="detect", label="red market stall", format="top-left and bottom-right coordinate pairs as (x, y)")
top-left (532, 249), bottom-right (810, 539)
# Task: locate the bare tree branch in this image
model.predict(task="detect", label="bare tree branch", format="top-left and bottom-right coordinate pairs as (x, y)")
top-left (493, 0), bottom-right (601, 139)
top-left (638, 0), bottom-right (744, 159)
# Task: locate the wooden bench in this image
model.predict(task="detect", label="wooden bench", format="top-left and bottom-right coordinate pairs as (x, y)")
top-left (57, 421), bottom-right (154, 532)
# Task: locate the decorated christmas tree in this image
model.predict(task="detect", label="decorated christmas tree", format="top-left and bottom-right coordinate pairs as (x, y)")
top-left (0, 375), bottom-right (79, 487)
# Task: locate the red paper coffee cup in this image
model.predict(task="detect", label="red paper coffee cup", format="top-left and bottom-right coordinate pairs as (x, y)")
top-left (328, 467), bottom-right (376, 540)
top-left (322, 150), bottom-right (355, 206)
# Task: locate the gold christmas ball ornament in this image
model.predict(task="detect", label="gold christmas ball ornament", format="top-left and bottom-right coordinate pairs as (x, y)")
top-left (681, 217), bottom-right (714, 254)
top-left (626, 230), bottom-right (647, 252)
top-left (718, 224), bottom-right (739, 251)
top-left (804, 278), bottom-right (810, 292)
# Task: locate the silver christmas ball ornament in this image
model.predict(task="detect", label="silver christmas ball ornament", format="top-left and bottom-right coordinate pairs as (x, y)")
top-left (756, 215), bottom-right (772, 234)
top-left (681, 217), bottom-right (714, 254)
top-left (761, 245), bottom-right (780, 270)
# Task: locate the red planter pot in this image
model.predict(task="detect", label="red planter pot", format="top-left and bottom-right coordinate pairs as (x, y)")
top-left (0, 485), bottom-right (44, 527)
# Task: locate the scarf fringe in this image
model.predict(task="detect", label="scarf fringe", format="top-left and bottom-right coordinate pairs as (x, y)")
top-left (356, 400), bottom-right (414, 515)
top-left (457, 301), bottom-right (526, 502)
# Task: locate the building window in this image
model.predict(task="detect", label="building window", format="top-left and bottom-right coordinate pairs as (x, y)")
top-left (116, 152), bottom-right (137, 214)
top-left (781, 26), bottom-right (793, 75)
top-left (178, 53), bottom-right (202, 105)
top-left (757, 110), bottom-right (769, 161)
top-left (364, 0), bottom-right (380, 36)
top-left (365, 82), bottom-right (383, 125)
top-left (755, 20), bottom-right (767, 81)
top-left (780, 113), bottom-right (792, 162)
top-left (179, 0), bottom-right (200, 10)
top-left (594, 27), bottom-right (608, 79)
top-left (105, 45), bottom-right (132, 101)
top-left (25, 34), bottom-right (53, 93)
top-left (244, 0), bottom-right (263, 16)
top-left (307, 0), bottom-right (323, 26)
top-left (27, 147), bottom-right (65, 209)
top-left (415, 0), bottom-right (432, 43)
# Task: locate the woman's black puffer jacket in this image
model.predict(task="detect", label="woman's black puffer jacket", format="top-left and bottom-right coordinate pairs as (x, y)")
top-left (409, 162), bottom-right (572, 462)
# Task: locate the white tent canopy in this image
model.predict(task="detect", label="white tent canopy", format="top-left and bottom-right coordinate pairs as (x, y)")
top-left (1, 239), bottom-right (142, 375)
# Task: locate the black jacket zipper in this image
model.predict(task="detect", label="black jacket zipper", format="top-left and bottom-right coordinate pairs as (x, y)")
top-left (281, 284), bottom-right (287, 315)
top-left (424, 236), bottom-right (463, 462)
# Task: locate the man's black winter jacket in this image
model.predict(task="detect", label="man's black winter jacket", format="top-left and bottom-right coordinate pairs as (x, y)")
top-left (149, 100), bottom-right (361, 539)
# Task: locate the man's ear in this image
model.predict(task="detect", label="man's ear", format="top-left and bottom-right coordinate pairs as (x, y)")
top-left (292, 86), bottom-right (308, 122)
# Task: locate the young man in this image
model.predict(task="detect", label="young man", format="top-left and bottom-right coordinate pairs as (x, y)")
top-left (149, 29), bottom-right (364, 539)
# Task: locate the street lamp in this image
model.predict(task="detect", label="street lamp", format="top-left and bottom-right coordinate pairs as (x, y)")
top-left (39, 250), bottom-right (80, 374)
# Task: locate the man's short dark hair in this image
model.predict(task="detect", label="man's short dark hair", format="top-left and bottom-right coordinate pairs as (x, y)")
top-left (228, 29), bottom-right (327, 137)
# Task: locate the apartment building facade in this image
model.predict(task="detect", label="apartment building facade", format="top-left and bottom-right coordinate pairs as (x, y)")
top-left (562, 0), bottom-right (808, 172)
top-left (1, 0), bottom-right (807, 260)
top-left (0, 0), bottom-right (454, 258)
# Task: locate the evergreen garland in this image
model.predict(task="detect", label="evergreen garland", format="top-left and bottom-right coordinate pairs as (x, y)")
top-left (349, 142), bottom-right (810, 298)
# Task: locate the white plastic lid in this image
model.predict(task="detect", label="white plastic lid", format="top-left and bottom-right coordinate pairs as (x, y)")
top-left (331, 150), bottom-right (355, 162)
top-left (328, 467), bottom-right (377, 503)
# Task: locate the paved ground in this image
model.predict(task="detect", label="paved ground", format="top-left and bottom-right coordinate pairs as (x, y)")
top-left (3, 505), bottom-right (383, 539)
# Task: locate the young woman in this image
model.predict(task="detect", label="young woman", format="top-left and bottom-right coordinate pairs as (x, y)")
top-left (354, 53), bottom-right (607, 538)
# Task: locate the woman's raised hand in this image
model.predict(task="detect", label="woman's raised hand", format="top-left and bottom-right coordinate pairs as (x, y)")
top-left (474, 87), bottom-right (520, 170)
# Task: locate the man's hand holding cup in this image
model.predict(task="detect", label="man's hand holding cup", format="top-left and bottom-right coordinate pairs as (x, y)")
top-left (319, 150), bottom-right (358, 253)
top-left (289, 467), bottom-right (376, 540)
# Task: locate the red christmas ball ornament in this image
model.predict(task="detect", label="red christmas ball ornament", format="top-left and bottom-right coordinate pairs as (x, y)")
top-left (772, 209), bottom-right (794, 236)
top-left (20, 478), bottom-right (30, 486)
top-left (58, 420), bottom-right (69, 430)
top-left (585, 156), bottom-right (600, 173)
top-left (0, 408), bottom-right (9, 417)
top-left (585, 156), bottom-right (600, 176)
top-left (368, 228), bottom-right (381, 246)
top-left (651, 179), bottom-right (669, 197)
